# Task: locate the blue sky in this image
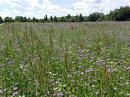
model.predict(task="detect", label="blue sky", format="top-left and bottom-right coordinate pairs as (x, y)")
top-left (51, 0), bottom-right (75, 8)
top-left (0, 0), bottom-right (130, 18)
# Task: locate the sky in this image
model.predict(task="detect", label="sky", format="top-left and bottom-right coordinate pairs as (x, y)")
top-left (0, 0), bottom-right (130, 18)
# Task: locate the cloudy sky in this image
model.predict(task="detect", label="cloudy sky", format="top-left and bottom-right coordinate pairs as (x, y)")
top-left (0, 0), bottom-right (130, 18)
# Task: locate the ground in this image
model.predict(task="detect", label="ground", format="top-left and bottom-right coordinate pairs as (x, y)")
top-left (0, 22), bottom-right (130, 97)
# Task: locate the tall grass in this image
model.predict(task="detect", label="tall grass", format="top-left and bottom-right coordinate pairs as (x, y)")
top-left (0, 22), bottom-right (130, 97)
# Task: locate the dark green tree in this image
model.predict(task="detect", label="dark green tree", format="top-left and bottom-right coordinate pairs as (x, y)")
top-left (59, 16), bottom-right (66, 22)
top-left (44, 14), bottom-right (48, 22)
top-left (22, 17), bottom-right (27, 22)
top-left (15, 16), bottom-right (23, 22)
top-left (4, 17), bottom-right (14, 22)
top-left (27, 18), bottom-right (32, 22)
top-left (97, 13), bottom-right (105, 21)
top-left (39, 19), bottom-right (44, 22)
top-left (108, 10), bottom-right (118, 21)
top-left (75, 15), bottom-right (80, 22)
top-left (0, 16), bottom-right (3, 23)
top-left (32, 17), bottom-right (38, 22)
top-left (116, 6), bottom-right (130, 21)
top-left (70, 16), bottom-right (76, 22)
top-left (87, 12), bottom-right (103, 22)
top-left (50, 16), bottom-right (53, 22)
top-left (54, 16), bottom-right (58, 22)
top-left (66, 14), bottom-right (71, 22)
top-left (2, 6), bottom-right (130, 23)
top-left (79, 14), bottom-right (84, 22)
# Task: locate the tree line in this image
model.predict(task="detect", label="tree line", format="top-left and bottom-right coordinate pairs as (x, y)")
top-left (0, 6), bottom-right (130, 23)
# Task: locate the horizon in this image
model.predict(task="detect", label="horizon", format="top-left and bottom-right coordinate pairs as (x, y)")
top-left (0, 0), bottom-right (130, 18)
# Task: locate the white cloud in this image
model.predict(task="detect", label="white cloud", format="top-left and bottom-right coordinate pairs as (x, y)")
top-left (0, 11), bottom-right (11, 18)
top-left (73, 0), bottom-right (130, 15)
top-left (0, 0), bottom-right (130, 18)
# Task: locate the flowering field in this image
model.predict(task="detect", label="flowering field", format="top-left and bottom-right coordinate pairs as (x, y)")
top-left (0, 22), bottom-right (130, 97)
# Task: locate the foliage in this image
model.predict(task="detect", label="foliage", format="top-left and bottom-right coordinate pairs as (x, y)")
top-left (0, 22), bottom-right (130, 97)
top-left (87, 12), bottom-right (104, 22)
top-left (50, 16), bottom-right (53, 22)
top-left (1, 6), bottom-right (130, 23)
top-left (54, 16), bottom-right (58, 22)
top-left (0, 16), bottom-right (3, 23)
top-left (44, 14), bottom-right (48, 22)
top-left (4, 17), bottom-right (14, 22)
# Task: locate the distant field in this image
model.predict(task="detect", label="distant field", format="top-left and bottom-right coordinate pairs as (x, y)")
top-left (0, 22), bottom-right (130, 97)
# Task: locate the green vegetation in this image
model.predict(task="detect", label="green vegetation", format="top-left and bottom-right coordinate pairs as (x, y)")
top-left (1, 6), bottom-right (130, 23)
top-left (0, 22), bottom-right (130, 97)
top-left (0, 16), bottom-right (3, 24)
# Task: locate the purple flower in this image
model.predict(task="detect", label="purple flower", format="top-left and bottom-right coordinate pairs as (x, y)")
top-left (126, 67), bottom-right (130, 71)
top-left (96, 59), bottom-right (105, 65)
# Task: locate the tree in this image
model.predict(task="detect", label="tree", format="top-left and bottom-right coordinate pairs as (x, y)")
top-left (107, 6), bottom-right (130, 21)
top-left (84, 16), bottom-right (89, 22)
top-left (32, 17), bottom-right (38, 22)
top-left (50, 16), bottom-right (53, 22)
top-left (97, 13), bottom-right (105, 21)
top-left (0, 16), bottom-right (3, 23)
top-left (66, 14), bottom-right (71, 22)
top-left (27, 18), bottom-right (32, 22)
top-left (22, 17), bottom-right (27, 22)
top-left (70, 16), bottom-right (76, 22)
top-left (75, 15), bottom-right (80, 22)
top-left (39, 19), bottom-right (44, 23)
top-left (59, 16), bottom-right (66, 22)
top-left (108, 10), bottom-right (118, 21)
top-left (54, 16), bottom-right (58, 22)
top-left (116, 6), bottom-right (130, 21)
top-left (79, 14), bottom-right (84, 22)
top-left (4, 17), bottom-right (14, 22)
top-left (44, 14), bottom-right (48, 22)
top-left (1, 6), bottom-right (130, 23)
top-left (15, 16), bottom-right (27, 22)
top-left (15, 16), bottom-right (23, 22)
top-left (87, 12), bottom-right (103, 22)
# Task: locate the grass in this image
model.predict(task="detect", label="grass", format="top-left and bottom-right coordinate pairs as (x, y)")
top-left (0, 22), bottom-right (130, 97)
